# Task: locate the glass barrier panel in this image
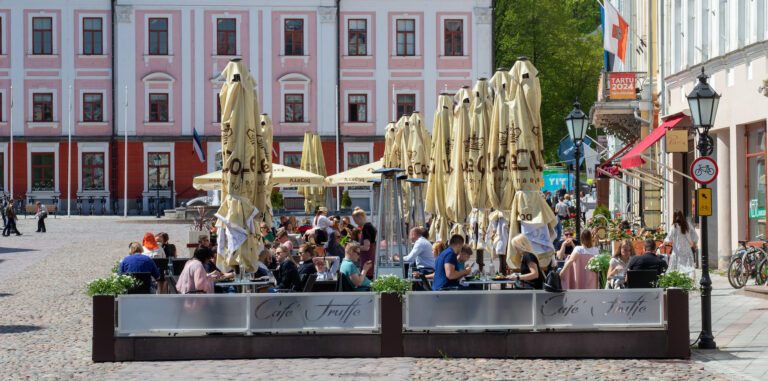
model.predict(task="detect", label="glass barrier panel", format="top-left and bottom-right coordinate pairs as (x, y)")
top-left (249, 292), bottom-right (379, 333)
top-left (533, 289), bottom-right (664, 329)
top-left (405, 291), bottom-right (535, 331)
top-left (117, 294), bottom-right (248, 336)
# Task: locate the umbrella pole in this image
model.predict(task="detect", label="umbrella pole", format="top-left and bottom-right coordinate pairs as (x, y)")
top-left (335, 85), bottom-right (340, 211)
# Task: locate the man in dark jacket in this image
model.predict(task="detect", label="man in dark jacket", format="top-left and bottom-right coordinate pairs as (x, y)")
top-left (628, 238), bottom-right (668, 275)
top-left (276, 245), bottom-right (300, 291)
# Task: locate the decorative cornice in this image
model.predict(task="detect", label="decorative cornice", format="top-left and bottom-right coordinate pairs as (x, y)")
top-left (116, 5), bottom-right (133, 24)
top-left (474, 7), bottom-right (492, 25)
top-left (318, 6), bottom-right (336, 24)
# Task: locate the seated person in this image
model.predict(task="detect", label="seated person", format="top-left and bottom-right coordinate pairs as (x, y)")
top-left (296, 243), bottom-right (318, 291)
top-left (155, 232), bottom-right (177, 258)
top-left (118, 241), bottom-right (162, 292)
top-left (176, 246), bottom-right (219, 294)
top-left (401, 227), bottom-right (436, 275)
top-left (275, 245), bottom-right (300, 291)
top-left (275, 228), bottom-right (294, 251)
top-left (296, 218), bottom-right (313, 234)
top-left (456, 245), bottom-right (474, 287)
top-left (254, 249), bottom-right (273, 277)
top-left (324, 230), bottom-right (346, 260)
top-left (432, 235), bottom-right (472, 291)
top-left (505, 239), bottom-right (545, 290)
top-left (260, 222), bottom-right (275, 245)
top-left (554, 227), bottom-right (579, 260)
top-left (340, 243), bottom-right (372, 291)
top-left (418, 241), bottom-right (447, 279)
top-left (141, 232), bottom-right (165, 258)
top-left (628, 238), bottom-right (668, 276)
top-left (313, 256), bottom-right (340, 281)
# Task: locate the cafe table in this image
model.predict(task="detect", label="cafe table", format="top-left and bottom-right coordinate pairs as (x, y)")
top-left (463, 278), bottom-right (522, 290)
top-left (215, 280), bottom-right (274, 293)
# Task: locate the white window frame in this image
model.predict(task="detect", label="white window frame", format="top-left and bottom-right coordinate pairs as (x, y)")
top-left (79, 89), bottom-right (108, 123)
top-left (143, 13), bottom-right (174, 62)
top-left (343, 142), bottom-right (374, 202)
top-left (279, 142), bottom-right (304, 197)
top-left (0, 12), bottom-right (7, 56)
top-left (439, 15), bottom-right (469, 57)
top-left (279, 14), bottom-right (309, 56)
top-left (142, 72), bottom-right (175, 124)
top-left (142, 142), bottom-right (175, 196)
top-left (395, 90), bottom-right (420, 120)
top-left (343, 15), bottom-right (372, 57)
top-left (78, 13), bottom-right (108, 56)
top-left (28, 11), bottom-right (58, 55)
top-left (344, 89), bottom-right (372, 125)
top-left (26, 142), bottom-right (59, 196)
top-left (211, 13), bottom-right (243, 57)
top-left (278, 73), bottom-right (311, 125)
top-left (77, 142), bottom-right (109, 195)
top-left (391, 14), bottom-right (421, 57)
top-left (0, 88), bottom-right (6, 123)
top-left (28, 88), bottom-right (58, 127)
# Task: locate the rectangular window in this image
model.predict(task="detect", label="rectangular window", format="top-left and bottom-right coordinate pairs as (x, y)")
top-left (444, 19), bottom-right (463, 56)
top-left (0, 153), bottom-right (4, 191)
top-left (216, 94), bottom-right (221, 123)
top-left (396, 19), bottom-right (415, 56)
top-left (348, 94), bottom-right (367, 123)
top-left (396, 94), bottom-right (415, 119)
top-left (216, 18), bottom-right (236, 55)
top-left (33, 17), bottom-right (53, 55)
top-left (284, 94), bottom-right (304, 123)
top-left (82, 153), bottom-right (105, 190)
top-left (83, 17), bottom-right (103, 55)
top-left (348, 19), bottom-right (367, 56)
top-left (747, 124), bottom-right (767, 241)
top-left (148, 152), bottom-right (170, 190)
top-left (148, 18), bottom-right (168, 55)
top-left (33, 93), bottom-right (53, 122)
top-left (284, 197), bottom-right (304, 210)
top-left (348, 152), bottom-right (369, 168)
top-left (83, 93), bottom-right (103, 122)
top-left (284, 19), bottom-right (304, 56)
top-left (283, 152), bottom-right (302, 168)
top-left (149, 93), bottom-right (169, 122)
top-left (31, 153), bottom-right (55, 190)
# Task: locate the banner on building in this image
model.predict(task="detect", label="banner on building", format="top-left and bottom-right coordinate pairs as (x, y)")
top-left (608, 72), bottom-right (636, 100)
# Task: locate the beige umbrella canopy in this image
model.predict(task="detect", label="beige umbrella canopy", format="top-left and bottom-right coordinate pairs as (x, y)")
top-left (505, 58), bottom-right (557, 269)
top-left (324, 159), bottom-right (383, 186)
top-left (311, 133), bottom-right (328, 208)
top-left (445, 86), bottom-right (472, 235)
top-left (486, 69), bottom-right (515, 257)
top-left (193, 164), bottom-right (325, 191)
top-left (383, 122), bottom-right (398, 168)
top-left (465, 78), bottom-right (493, 250)
top-left (214, 59), bottom-right (264, 273)
top-left (256, 114), bottom-right (273, 224)
top-left (426, 93), bottom-right (453, 241)
top-left (407, 111), bottom-right (431, 180)
top-left (298, 132), bottom-right (315, 213)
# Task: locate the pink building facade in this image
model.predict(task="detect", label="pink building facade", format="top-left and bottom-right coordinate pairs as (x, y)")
top-left (1, 0), bottom-right (492, 213)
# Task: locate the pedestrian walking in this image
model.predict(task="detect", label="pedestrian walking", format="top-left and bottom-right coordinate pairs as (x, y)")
top-left (3, 203), bottom-right (21, 236)
top-left (0, 194), bottom-right (7, 228)
top-left (580, 191), bottom-right (589, 221)
top-left (35, 202), bottom-right (47, 233)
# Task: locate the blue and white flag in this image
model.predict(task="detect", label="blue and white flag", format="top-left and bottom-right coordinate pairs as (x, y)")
top-left (192, 129), bottom-right (206, 163)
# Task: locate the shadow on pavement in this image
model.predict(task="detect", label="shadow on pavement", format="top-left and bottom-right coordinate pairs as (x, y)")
top-left (0, 247), bottom-right (39, 255)
top-left (0, 325), bottom-right (44, 334)
top-left (693, 348), bottom-right (760, 362)
top-left (0, 293), bottom-right (12, 297)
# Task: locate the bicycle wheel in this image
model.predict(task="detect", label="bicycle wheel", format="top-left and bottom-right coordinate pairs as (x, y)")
top-left (745, 247), bottom-right (766, 285)
top-left (728, 254), bottom-right (747, 289)
top-left (756, 258), bottom-right (768, 286)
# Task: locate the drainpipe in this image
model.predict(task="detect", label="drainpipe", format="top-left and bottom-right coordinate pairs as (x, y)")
top-left (110, 0), bottom-right (118, 213)
top-left (659, 0), bottom-right (667, 228)
top-left (491, 0), bottom-right (496, 69)
top-left (335, 0), bottom-right (341, 211)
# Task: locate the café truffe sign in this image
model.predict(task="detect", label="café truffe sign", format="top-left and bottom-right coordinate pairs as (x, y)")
top-left (249, 293), bottom-right (379, 332)
top-left (608, 72), bottom-right (636, 100)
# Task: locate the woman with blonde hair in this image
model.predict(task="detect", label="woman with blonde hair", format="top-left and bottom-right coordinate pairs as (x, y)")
top-left (559, 229), bottom-right (599, 289)
top-left (352, 207), bottom-right (377, 277)
top-left (606, 239), bottom-right (635, 289)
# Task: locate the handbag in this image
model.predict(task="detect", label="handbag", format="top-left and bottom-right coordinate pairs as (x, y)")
top-left (544, 270), bottom-right (564, 292)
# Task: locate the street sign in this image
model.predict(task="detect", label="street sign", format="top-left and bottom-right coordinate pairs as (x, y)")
top-left (697, 188), bottom-right (712, 216)
top-left (690, 157), bottom-right (718, 184)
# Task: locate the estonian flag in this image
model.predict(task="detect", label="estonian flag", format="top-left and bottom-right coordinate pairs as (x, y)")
top-left (602, 1), bottom-right (628, 72)
top-left (192, 129), bottom-right (206, 163)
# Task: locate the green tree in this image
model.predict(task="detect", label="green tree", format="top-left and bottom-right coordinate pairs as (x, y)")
top-left (495, 0), bottom-right (603, 162)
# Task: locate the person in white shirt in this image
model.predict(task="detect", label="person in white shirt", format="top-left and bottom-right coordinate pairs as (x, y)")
top-left (400, 227), bottom-right (436, 275)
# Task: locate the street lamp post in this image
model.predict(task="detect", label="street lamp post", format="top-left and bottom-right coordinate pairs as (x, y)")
top-left (565, 100), bottom-right (589, 239)
top-left (154, 154), bottom-right (161, 219)
top-left (686, 67), bottom-right (720, 350)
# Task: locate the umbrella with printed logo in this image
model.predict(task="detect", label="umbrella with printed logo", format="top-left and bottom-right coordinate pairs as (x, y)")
top-left (445, 87), bottom-right (472, 236)
top-left (426, 93), bottom-right (453, 241)
top-left (465, 78), bottom-right (493, 251)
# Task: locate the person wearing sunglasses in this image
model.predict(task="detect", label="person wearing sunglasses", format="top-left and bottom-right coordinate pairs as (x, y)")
top-left (555, 227), bottom-right (579, 260)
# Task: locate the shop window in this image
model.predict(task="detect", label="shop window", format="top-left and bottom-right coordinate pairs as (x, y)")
top-left (148, 152), bottom-right (170, 190)
top-left (747, 125), bottom-right (767, 240)
top-left (31, 153), bottom-right (54, 190)
top-left (82, 153), bottom-right (105, 190)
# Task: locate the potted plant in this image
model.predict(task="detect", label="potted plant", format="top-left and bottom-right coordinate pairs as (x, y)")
top-left (654, 271), bottom-right (696, 292)
top-left (270, 189), bottom-right (285, 211)
top-left (85, 273), bottom-right (140, 297)
top-left (341, 190), bottom-right (352, 209)
top-left (585, 252), bottom-right (611, 289)
top-left (369, 274), bottom-right (411, 299)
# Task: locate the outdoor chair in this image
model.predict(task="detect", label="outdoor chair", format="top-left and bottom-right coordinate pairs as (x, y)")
top-left (152, 258), bottom-right (169, 281)
top-left (302, 273), bottom-right (318, 292)
top-left (627, 270), bottom-right (658, 288)
top-left (126, 272), bottom-right (152, 294)
top-left (171, 258), bottom-right (189, 276)
top-left (336, 273), bottom-right (355, 292)
top-left (418, 273), bottom-right (432, 291)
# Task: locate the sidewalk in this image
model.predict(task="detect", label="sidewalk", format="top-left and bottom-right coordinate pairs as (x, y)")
top-left (690, 272), bottom-right (768, 381)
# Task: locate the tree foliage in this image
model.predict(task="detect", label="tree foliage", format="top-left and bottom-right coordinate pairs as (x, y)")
top-left (495, 0), bottom-right (604, 162)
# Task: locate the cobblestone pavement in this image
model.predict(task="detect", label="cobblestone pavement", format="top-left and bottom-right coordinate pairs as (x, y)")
top-left (0, 217), bottom-right (751, 380)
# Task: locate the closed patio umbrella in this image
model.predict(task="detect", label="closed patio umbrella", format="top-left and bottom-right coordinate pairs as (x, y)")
top-left (425, 93), bottom-right (453, 241)
top-left (486, 68), bottom-right (515, 258)
top-left (298, 132), bottom-right (315, 213)
top-left (311, 133), bottom-right (328, 209)
top-left (214, 59), bottom-right (264, 273)
top-left (445, 86), bottom-right (472, 235)
top-left (465, 78), bottom-right (493, 250)
top-left (505, 58), bottom-right (557, 269)
top-left (383, 122), bottom-right (398, 168)
top-left (256, 114), bottom-right (273, 225)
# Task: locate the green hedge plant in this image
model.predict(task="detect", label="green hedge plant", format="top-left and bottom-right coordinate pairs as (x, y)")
top-left (85, 274), bottom-right (140, 297)
top-left (654, 271), bottom-right (696, 292)
top-left (369, 274), bottom-right (411, 299)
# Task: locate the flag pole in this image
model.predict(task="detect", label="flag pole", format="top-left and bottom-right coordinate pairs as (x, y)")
top-left (123, 85), bottom-right (128, 218)
top-left (67, 85), bottom-right (72, 217)
top-left (8, 84), bottom-right (12, 200)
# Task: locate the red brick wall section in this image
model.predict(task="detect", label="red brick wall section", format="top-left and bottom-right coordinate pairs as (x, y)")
top-left (320, 141), bottom-right (338, 176)
top-left (10, 143), bottom-right (26, 201)
top-left (174, 141), bottom-right (208, 200)
top-left (58, 142), bottom-right (79, 199)
top-left (373, 142), bottom-right (385, 162)
top-left (115, 142), bottom-right (144, 200)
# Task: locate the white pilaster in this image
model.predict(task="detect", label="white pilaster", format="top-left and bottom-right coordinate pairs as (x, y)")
top-left (115, 5), bottom-right (136, 135)
top-left (375, 9), bottom-right (388, 135)
top-left (194, 7), bottom-right (204, 134)
top-left (423, 9), bottom-right (436, 132)
top-left (181, 8), bottom-right (191, 135)
top-left (10, 6), bottom-right (24, 136)
top-left (261, 8), bottom-right (272, 118)
top-left (716, 131), bottom-right (731, 269)
top-left (317, 6), bottom-right (337, 136)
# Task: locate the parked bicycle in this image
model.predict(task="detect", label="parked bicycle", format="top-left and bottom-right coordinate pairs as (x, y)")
top-left (727, 240), bottom-right (767, 289)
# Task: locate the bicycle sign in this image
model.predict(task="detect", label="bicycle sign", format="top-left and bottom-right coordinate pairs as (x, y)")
top-left (690, 156), bottom-right (718, 184)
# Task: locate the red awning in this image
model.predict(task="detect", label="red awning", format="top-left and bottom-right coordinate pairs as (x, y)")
top-left (620, 115), bottom-right (686, 169)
